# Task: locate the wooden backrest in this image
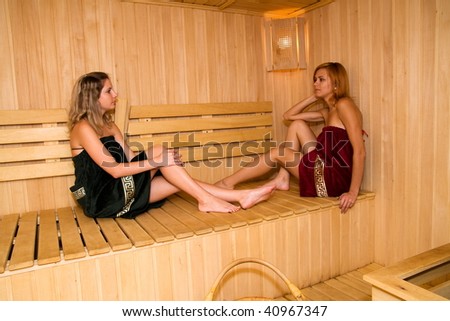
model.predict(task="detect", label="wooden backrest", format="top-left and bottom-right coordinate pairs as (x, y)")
top-left (125, 102), bottom-right (274, 163)
top-left (0, 109), bottom-right (73, 182)
top-left (0, 101), bottom-right (273, 182)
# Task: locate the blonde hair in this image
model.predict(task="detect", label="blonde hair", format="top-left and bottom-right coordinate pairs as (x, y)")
top-left (68, 71), bottom-right (112, 135)
top-left (314, 62), bottom-right (350, 102)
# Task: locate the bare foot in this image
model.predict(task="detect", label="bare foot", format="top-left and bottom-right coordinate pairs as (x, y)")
top-left (263, 171), bottom-right (290, 191)
top-left (239, 185), bottom-right (275, 209)
top-left (198, 196), bottom-right (240, 213)
top-left (214, 179), bottom-right (234, 190)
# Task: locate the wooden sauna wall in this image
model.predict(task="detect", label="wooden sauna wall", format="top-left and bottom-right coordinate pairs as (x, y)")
top-left (0, 0), bottom-right (449, 267)
top-left (281, 0), bottom-right (449, 266)
top-left (0, 0), bottom-right (267, 215)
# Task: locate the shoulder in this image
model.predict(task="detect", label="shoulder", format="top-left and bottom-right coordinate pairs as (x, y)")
top-left (336, 97), bottom-right (361, 118)
top-left (336, 97), bottom-right (357, 109)
top-left (70, 120), bottom-right (99, 149)
top-left (71, 119), bottom-right (96, 137)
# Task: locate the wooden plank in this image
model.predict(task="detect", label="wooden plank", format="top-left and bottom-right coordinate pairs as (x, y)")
top-left (312, 282), bottom-right (355, 301)
top-left (429, 280), bottom-right (450, 298)
top-left (127, 114), bottom-right (273, 135)
top-left (146, 207), bottom-right (194, 239)
top-left (74, 207), bottom-right (110, 256)
top-left (0, 144), bottom-right (71, 163)
top-left (281, 189), bottom-right (339, 209)
top-left (129, 141), bottom-right (270, 163)
top-left (134, 211), bottom-right (175, 243)
top-left (406, 262), bottom-right (449, 286)
top-left (262, 194), bottom-right (296, 217)
top-left (0, 161), bottom-right (74, 182)
top-left (168, 195), bottom-right (230, 231)
top-left (296, 263), bottom-right (380, 301)
top-left (299, 286), bottom-right (333, 301)
top-left (174, 190), bottom-right (263, 226)
top-left (237, 182), bottom-right (305, 218)
top-left (128, 127), bottom-right (273, 148)
top-left (233, 207), bottom-right (264, 225)
top-left (0, 109), bottom-right (67, 125)
top-left (249, 202), bottom-right (282, 220)
top-left (364, 243), bottom-right (450, 300)
top-left (8, 212), bottom-right (37, 271)
top-left (57, 207), bottom-right (86, 260)
top-left (0, 214), bottom-right (19, 273)
top-left (275, 192), bottom-right (318, 214)
top-left (129, 102), bottom-right (272, 118)
top-left (337, 273), bottom-right (373, 296)
top-left (0, 126), bottom-right (69, 144)
top-left (37, 209), bottom-right (61, 265)
top-left (182, 142), bottom-right (269, 162)
top-left (175, 192), bottom-right (248, 228)
top-left (324, 278), bottom-right (371, 300)
top-left (159, 201), bottom-right (213, 235)
top-left (115, 217), bottom-right (155, 247)
top-left (96, 218), bottom-right (133, 251)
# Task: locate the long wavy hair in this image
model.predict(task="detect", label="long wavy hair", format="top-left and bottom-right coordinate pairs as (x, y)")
top-left (314, 62), bottom-right (351, 103)
top-left (68, 71), bottom-right (112, 135)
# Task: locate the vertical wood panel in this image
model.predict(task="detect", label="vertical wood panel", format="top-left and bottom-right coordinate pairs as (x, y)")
top-left (432, 0), bottom-right (450, 247)
top-left (0, 0), bottom-right (17, 107)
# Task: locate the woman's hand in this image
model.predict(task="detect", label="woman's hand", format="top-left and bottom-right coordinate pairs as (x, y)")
top-left (338, 192), bottom-right (358, 214)
top-left (152, 147), bottom-right (184, 168)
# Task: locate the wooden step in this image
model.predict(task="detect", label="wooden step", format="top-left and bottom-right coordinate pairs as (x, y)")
top-left (277, 263), bottom-right (384, 301)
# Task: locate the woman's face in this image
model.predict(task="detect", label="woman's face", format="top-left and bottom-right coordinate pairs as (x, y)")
top-left (98, 78), bottom-right (118, 113)
top-left (313, 68), bottom-right (334, 100)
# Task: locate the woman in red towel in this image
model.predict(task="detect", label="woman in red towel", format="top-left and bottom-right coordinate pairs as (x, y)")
top-left (216, 62), bottom-right (366, 214)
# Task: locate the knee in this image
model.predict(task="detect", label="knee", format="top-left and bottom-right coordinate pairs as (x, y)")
top-left (288, 119), bottom-right (308, 132)
top-left (146, 144), bottom-right (165, 158)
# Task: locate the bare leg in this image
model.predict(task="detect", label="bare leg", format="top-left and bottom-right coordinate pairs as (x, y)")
top-left (285, 119), bottom-right (318, 154)
top-left (149, 167), bottom-right (275, 210)
top-left (196, 181), bottom-right (275, 209)
top-left (267, 120), bottom-right (317, 190)
top-left (216, 147), bottom-right (301, 189)
top-left (146, 146), bottom-right (241, 213)
top-left (157, 165), bottom-right (242, 213)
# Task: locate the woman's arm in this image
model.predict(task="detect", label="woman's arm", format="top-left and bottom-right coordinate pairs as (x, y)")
top-left (336, 98), bottom-right (366, 213)
top-left (110, 123), bottom-right (138, 162)
top-left (71, 121), bottom-right (178, 178)
top-left (283, 95), bottom-right (319, 120)
top-left (283, 94), bottom-right (328, 123)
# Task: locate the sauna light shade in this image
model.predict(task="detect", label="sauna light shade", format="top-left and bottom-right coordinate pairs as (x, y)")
top-left (265, 17), bottom-right (306, 71)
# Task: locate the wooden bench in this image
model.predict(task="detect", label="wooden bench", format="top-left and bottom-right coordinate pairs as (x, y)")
top-left (0, 102), bottom-right (376, 300)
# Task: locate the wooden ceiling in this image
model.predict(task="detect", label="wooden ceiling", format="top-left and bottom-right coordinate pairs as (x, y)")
top-left (124, 0), bottom-right (334, 17)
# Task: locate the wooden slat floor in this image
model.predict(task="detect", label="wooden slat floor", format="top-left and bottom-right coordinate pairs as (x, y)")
top-left (278, 263), bottom-right (383, 301)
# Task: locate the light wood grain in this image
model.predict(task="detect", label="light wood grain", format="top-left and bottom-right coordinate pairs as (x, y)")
top-left (8, 212), bottom-right (37, 271)
top-left (364, 243), bottom-right (450, 301)
top-left (0, 0), bottom-right (449, 298)
top-left (57, 207), bottom-right (86, 260)
top-left (0, 214), bottom-right (19, 273)
top-left (37, 209), bottom-right (61, 265)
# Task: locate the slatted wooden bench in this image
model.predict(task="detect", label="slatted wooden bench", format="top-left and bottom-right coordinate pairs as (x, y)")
top-left (0, 102), bottom-right (376, 300)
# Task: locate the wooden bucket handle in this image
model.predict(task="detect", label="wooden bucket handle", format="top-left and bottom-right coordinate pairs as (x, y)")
top-left (205, 257), bottom-right (305, 301)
